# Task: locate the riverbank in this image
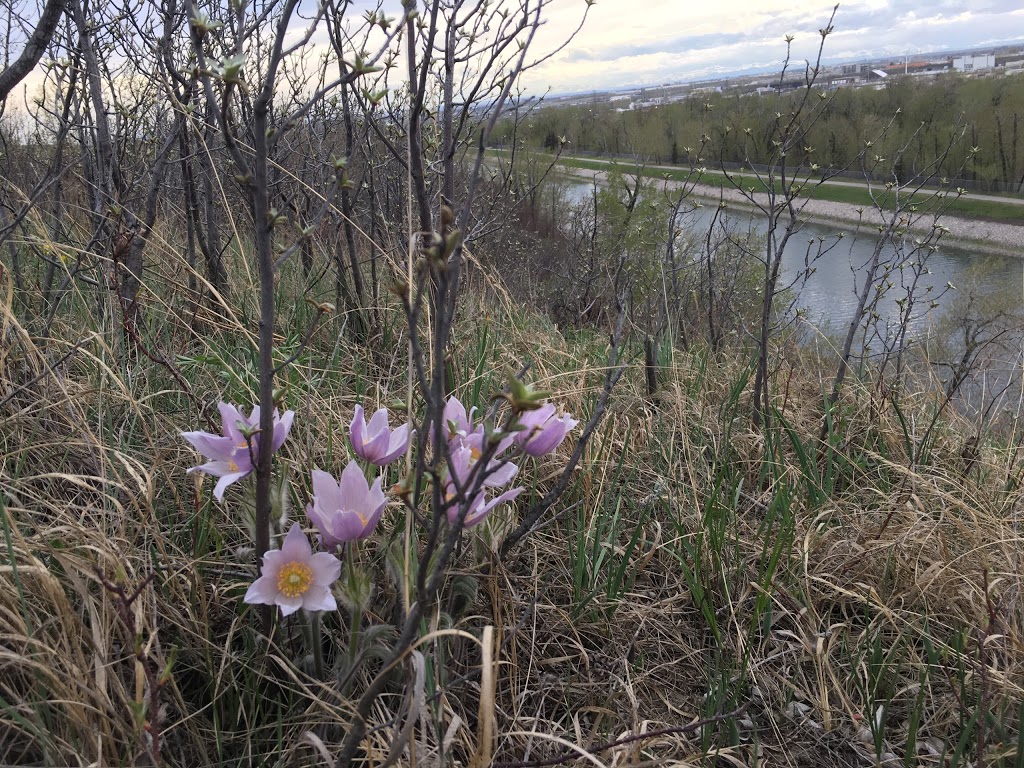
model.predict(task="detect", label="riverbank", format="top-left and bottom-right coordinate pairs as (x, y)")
top-left (561, 167), bottom-right (1024, 258)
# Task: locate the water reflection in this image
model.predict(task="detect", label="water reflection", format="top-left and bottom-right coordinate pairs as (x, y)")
top-left (563, 179), bottom-right (1022, 336)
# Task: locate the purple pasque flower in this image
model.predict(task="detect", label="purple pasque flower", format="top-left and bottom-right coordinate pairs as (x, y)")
top-left (444, 445), bottom-right (523, 528)
top-left (350, 404), bottom-right (411, 466)
top-left (463, 429), bottom-right (519, 486)
top-left (243, 522), bottom-right (341, 616)
top-left (181, 402), bottom-right (295, 501)
top-left (514, 403), bottom-right (579, 457)
top-left (443, 396), bottom-right (478, 448)
top-left (306, 462), bottom-right (387, 551)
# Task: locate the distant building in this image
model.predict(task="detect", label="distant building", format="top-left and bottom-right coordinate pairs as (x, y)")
top-left (953, 54), bottom-right (995, 72)
top-left (633, 97), bottom-right (665, 109)
top-left (826, 76), bottom-right (855, 88)
top-left (996, 53), bottom-right (1024, 69)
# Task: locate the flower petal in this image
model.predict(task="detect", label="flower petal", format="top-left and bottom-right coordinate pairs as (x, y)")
top-left (361, 428), bottom-right (391, 464)
top-left (272, 410), bottom-right (295, 453)
top-left (218, 402), bottom-right (247, 442)
top-left (339, 461), bottom-right (370, 509)
top-left (483, 459), bottom-right (518, 488)
top-left (306, 502), bottom-right (342, 551)
top-left (244, 575), bottom-right (278, 605)
top-left (366, 408), bottom-right (390, 438)
top-left (350, 405), bottom-right (367, 453)
top-left (311, 469), bottom-right (342, 515)
top-left (181, 431), bottom-right (235, 461)
top-left (376, 424), bottom-right (410, 465)
top-left (475, 485), bottom-right (524, 522)
top-left (331, 511), bottom-right (369, 543)
top-left (213, 469), bottom-right (251, 501)
top-left (279, 522), bottom-right (312, 562)
top-left (309, 551), bottom-right (342, 585)
top-left (302, 584), bottom-right (337, 613)
top-left (276, 594), bottom-right (304, 616)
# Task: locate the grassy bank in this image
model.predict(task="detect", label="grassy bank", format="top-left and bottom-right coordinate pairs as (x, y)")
top-left (2, 228), bottom-right (1023, 766)
top-left (515, 151), bottom-right (1024, 225)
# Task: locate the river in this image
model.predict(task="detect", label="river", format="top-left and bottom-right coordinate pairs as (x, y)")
top-left (563, 180), bottom-right (1023, 338)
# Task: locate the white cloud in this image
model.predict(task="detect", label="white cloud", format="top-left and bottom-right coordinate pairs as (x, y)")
top-left (521, 0), bottom-right (1024, 93)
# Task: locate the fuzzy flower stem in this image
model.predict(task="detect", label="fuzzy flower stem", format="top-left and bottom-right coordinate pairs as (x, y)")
top-left (342, 543), bottom-right (362, 697)
top-left (310, 611), bottom-right (325, 680)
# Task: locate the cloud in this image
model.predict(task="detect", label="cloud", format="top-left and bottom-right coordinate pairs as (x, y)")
top-left (522, 0), bottom-right (1024, 93)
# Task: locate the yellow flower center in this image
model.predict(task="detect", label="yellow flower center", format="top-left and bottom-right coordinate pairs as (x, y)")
top-left (227, 459), bottom-right (240, 472)
top-left (470, 447), bottom-right (481, 461)
top-left (276, 562), bottom-right (313, 598)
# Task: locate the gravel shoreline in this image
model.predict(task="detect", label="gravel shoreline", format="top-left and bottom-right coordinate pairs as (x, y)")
top-left (567, 169), bottom-right (1024, 258)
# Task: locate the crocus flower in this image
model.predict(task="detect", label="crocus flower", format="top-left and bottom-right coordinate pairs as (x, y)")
top-left (181, 402), bottom-right (294, 500)
top-left (463, 430), bottom-right (519, 486)
top-left (243, 522), bottom-right (341, 616)
top-left (350, 404), bottom-right (411, 466)
top-left (514, 404), bottom-right (579, 457)
top-left (306, 463), bottom-right (387, 551)
top-left (445, 446), bottom-right (523, 528)
top-left (443, 396), bottom-right (478, 448)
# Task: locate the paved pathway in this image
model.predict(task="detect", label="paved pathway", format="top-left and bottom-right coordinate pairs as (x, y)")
top-left (562, 154), bottom-right (1024, 207)
top-left (560, 166), bottom-right (1024, 257)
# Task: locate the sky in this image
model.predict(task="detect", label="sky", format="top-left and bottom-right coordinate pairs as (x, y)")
top-left (519, 0), bottom-right (1024, 94)
top-left (11, 0), bottom-right (1024, 110)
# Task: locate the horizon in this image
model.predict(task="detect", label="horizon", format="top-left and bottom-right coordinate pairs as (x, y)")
top-left (6, 1), bottom-right (1024, 112)
top-left (520, 0), bottom-right (1024, 96)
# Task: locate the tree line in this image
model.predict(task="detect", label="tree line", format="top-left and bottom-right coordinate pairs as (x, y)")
top-left (497, 73), bottom-right (1024, 193)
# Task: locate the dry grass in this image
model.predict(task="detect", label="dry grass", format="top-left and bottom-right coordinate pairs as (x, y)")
top-left (1, 219), bottom-right (1023, 768)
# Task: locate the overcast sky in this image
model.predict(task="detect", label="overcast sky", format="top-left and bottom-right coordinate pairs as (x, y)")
top-left (13, 0), bottom-right (1024, 109)
top-left (519, 0), bottom-right (1024, 94)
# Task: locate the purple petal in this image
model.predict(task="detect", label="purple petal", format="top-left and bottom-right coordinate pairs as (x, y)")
top-left (444, 396), bottom-right (467, 429)
top-left (525, 421), bottom-right (571, 456)
top-left (302, 584), bottom-right (337, 613)
top-left (339, 461), bottom-right (370, 509)
top-left (515, 404), bottom-right (556, 446)
top-left (493, 431), bottom-right (518, 456)
top-left (484, 459), bottom-right (518, 488)
top-left (444, 396), bottom-right (478, 440)
top-left (447, 446), bottom-right (473, 485)
top-left (279, 522), bottom-right (312, 562)
top-left (244, 575), bottom-right (278, 605)
top-left (350, 405), bottom-right (367, 455)
top-left (472, 486), bottom-right (524, 525)
top-left (261, 548), bottom-right (286, 573)
top-left (447, 490), bottom-right (486, 526)
top-left (520, 403), bottom-right (556, 428)
top-left (213, 469), bottom-right (251, 501)
top-left (360, 428), bottom-right (391, 464)
top-left (272, 410), bottom-right (294, 453)
top-left (366, 408), bottom-right (390, 438)
top-left (332, 510), bottom-right (371, 542)
top-left (181, 431), bottom-right (235, 461)
top-left (375, 424), bottom-right (410, 465)
top-left (311, 469), bottom-right (341, 514)
top-left (306, 502), bottom-right (344, 551)
top-left (188, 459), bottom-right (237, 479)
top-left (462, 503), bottom-right (489, 528)
top-left (218, 402), bottom-right (248, 442)
top-left (358, 479), bottom-right (387, 537)
top-left (309, 552), bottom-right (342, 585)
top-left (276, 594), bottom-right (303, 616)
